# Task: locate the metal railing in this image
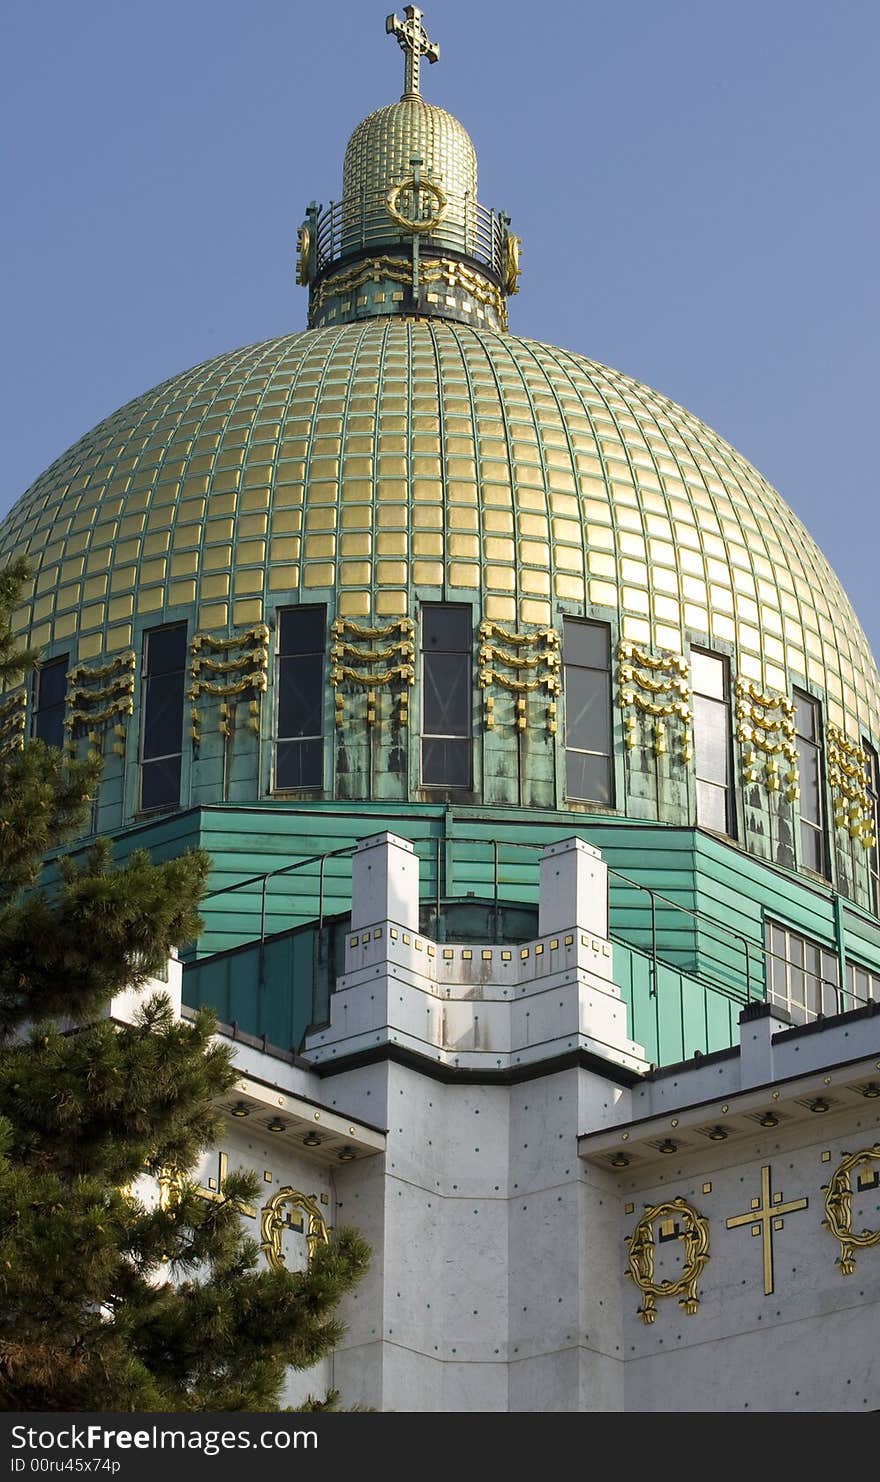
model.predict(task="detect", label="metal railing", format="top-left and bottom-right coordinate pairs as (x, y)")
top-left (197, 834), bottom-right (862, 1006)
top-left (313, 189), bottom-right (507, 278)
top-left (195, 835), bottom-right (880, 1058)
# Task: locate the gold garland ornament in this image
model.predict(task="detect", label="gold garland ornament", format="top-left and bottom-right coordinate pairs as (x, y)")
top-left (385, 174), bottom-right (448, 234)
top-left (735, 677), bottom-right (797, 801)
top-left (625, 1197), bottom-right (711, 1324)
top-left (617, 641), bottom-right (692, 762)
top-left (827, 723), bottom-right (875, 845)
top-left (309, 253), bottom-right (508, 330)
top-left (478, 620), bottom-right (560, 733)
top-left (64, 650), bottom-right (136, 758)
top-left (188, 627), bottom-right (269, 742)
top-left (330, 617), bottom-right (415, 728)
top-left (823, 1144), bottom-right (880, 1276)
top-left (260, 1188), bottom-right (329, 1271)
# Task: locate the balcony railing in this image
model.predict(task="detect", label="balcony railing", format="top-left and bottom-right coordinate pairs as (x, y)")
top-left (313, 189), bottom-right (507, 280)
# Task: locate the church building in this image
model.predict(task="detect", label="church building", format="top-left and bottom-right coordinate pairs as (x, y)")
top-left (1, 8), bottom-right (878, 1411)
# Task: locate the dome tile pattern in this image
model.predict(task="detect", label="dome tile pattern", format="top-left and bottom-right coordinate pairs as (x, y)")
top-left (1, 318), bottom-right (877, 740)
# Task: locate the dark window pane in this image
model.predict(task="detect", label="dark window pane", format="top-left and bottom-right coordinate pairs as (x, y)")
top-left (35, 705), bottom-right (65, 749)
top-left (37, 658), bottom-right (68, 709)
top-left (141, 627), bottom-right (185, 810)
top-left (423, 652), bottom-right (470, 737)
top-left (423, 606), bottom-right (470, 653)
top-left (278, 654), bottom-right (323, 738)
top-left (564, 667), bottom-right (610, 753)
top-left (146, 627), bottom-right (186, 678)
top-left (422, 737), bottom-right (470, 788)
top-left (143, 672), bottom-right (185, 759)
top-left (274, 608), bottom-right (324, 791)
top-left (696, 779), bottom-right (727, 833)
top-left (276, 738), bottom-right (322, 789)
top-left (279, 607), bottom-right (324, 657)
top-left (141, 755), bottom-right (182, 811)
top-left (34, 658), bottom-right (68, 750)
top-left (563, 620), bottom-right (609, 670)
top-left (566, 749), bottom-right (613, 804)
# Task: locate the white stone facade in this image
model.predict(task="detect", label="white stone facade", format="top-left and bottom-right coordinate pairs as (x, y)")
top-left (161, 832), bottom-right (880, 1411)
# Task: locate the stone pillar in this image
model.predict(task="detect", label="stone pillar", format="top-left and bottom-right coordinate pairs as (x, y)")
top-left (539, 836), bottom-right (608, 940)
top-left (738, 999), bottom-right (794, 1087)
top-left (350, 831), bottom-right (420, 933)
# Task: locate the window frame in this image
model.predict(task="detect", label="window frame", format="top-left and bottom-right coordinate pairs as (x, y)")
top-left (562, 617), bottom-right (614, 806)
top-left (420, 603), bottom-right (472, 791)
top-left (139, 623), bottom-right (187, 814)
top-left (765, 918), bottom-right (841, 1023)
top-left (691, 646), bottom-right (735, 838)
top-left (793, 688), bottom-right (828, 878)
top-left (273, 604), bottom-right (326, 793)
top-left (32, 653), bottom-right (69, 750)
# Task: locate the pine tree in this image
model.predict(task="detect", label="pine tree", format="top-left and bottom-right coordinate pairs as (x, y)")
top-left (0, 559), bottom-right (369, 1411)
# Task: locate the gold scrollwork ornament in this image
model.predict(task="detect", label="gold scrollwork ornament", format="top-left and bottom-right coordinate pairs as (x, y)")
top-left (823, 1144), bottom-right (880, 1275)
top-left (625, 1197), bottom-right (710, 1324)
top-left (260, 1188), bottom-right (329, 1271)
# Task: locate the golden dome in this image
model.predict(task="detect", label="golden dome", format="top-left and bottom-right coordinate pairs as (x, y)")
top-left (1, 316), bottom-right (877, 744)
top-left (341, 97), bottom-right (478, 256)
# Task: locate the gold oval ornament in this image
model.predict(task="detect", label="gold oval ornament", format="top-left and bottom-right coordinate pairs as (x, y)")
top-left (823, 1145), bottom-right (880, 1276)
top-left (625, 1197), bottom-right (710, 1324)
top-left (385, 175), bottom-right (448, 234)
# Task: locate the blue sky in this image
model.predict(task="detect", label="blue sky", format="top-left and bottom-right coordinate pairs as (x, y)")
top-left (2, 0), bottom-right (878, 648)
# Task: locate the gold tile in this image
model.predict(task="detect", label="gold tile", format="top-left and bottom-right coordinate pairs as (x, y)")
top-left (375, 589), bottom-right (407, 615)
top-left (137, 588), bottom-right (163, 615)
top-left (337, 590), bottom-right (371, 616)
top-left (555, 573), bottom-right (585, 601)
top-left (77, 633), bottom-right (103, 661)
top-left (268, 565), bottom-right (298, 592)
top-left (106, 623), bottom-right (132, 651)
top-left (305, 534), bottom-right (336, 560)
top-left (413, 561), bottom-right (444, 585)
top-left (485, 594), bottom-right (516, 621)
top-left (303, 563), bottom-right (334, 588)
top-left (168, 580), bottom-right (197, 606)
top-left (520, 598), bottom-right (551, 625)
top-left (108, 595), bottom-right (134, 622)
top-left (589, 578), bottom-right (617, 607)
top-left (233, 599), bottom-right (264, 623)
top-left (448, 563), bottom-right (479, 588)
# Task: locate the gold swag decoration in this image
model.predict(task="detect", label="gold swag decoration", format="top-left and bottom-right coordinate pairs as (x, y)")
top-left (64, 649), bottom-right (136, 761)
top-left (617, 641), bottom-right (692, 762)
top-left (478, 620), bottom-right (560, 735)
top-left (330, 616), bottom-right (415, 729)
top-left (625, 1197), bottom-right (710, 1325)
top-left (827, 724), bottom-right (875, 846)
top-left (188, 625), bottom-right (269, 743)
top-left (735, 676), bottom-right (797, 800)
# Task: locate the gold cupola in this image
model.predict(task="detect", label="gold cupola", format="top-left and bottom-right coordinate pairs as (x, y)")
top-left (297, 6), bottom-right (521, 332)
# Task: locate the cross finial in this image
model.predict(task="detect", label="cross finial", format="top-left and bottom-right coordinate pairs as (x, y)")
top-left (385, 6), bottom-right (440, 99)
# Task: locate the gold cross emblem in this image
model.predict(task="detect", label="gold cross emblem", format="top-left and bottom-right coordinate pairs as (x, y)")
top-left (726, 1164), bottom-right (808, 1294)
top-left (386, 6), bottom-right (440, 98)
